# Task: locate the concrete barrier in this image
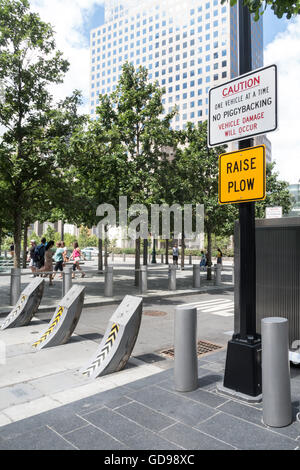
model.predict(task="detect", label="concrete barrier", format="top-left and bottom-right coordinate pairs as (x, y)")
top-left (81, 295), bottom-right (143, 379)
top-left (32, 285), bottom-right (85, 350)
top-left (1, 278), bottom-right (44, 330)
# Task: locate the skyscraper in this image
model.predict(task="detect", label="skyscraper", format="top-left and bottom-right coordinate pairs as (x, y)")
top-left (90, 0), bottom-right (263, 131)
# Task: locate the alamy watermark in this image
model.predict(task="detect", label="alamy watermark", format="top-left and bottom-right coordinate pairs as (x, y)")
top-left (96, 196), bottom-right (204, 240)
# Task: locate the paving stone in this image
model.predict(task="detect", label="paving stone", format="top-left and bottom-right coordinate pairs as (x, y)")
top-left (158, 382), bottom-right (229, 408)
top-left (125, 385), bottom-right (216, 426)
top-left (159, 422), bottom-right (235, 450)
top-left (124, 428), bottom-right (183, 450)
top-left (104, 396), bottom-right (133, 410)
top-left (196, 411), bottom-right (297, 450)
top-left (117, 401), bottom-right (176, 432)
top-left (83, 407), bottom-right (145, 441)
top-left (63, 424), bottom-right (128, 450)
top-left (0, 426), bottom-right (75, 450)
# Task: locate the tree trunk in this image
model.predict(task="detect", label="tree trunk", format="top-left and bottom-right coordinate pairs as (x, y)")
top-left (98, 238), bottom-right (103, 271)
top-left (207, 229), bottom-right (212, 280)
top-left (165, 239), bottom-right (169, 264)
top-left (104, 238), bottom-right (108, 267)
top-left (181, 233), bottom-right (185, 270)
top-left (0, 226), bottom-right (2, 257)
top-left (13, 211), bottom-right (22, 268)
top-left (61, 220), bottom-right (64, 242)
top-left (22, 222), bottom-right (28, 269)
top-left (135, 238), bottom-right (140, 286)
top-left (143, 238), bottom-right (148, 265)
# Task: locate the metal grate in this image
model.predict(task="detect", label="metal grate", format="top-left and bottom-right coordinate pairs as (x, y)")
top-left (159, 340), bottom-right (224, 359)
top-left (143, 310), bottom-right (168, 317)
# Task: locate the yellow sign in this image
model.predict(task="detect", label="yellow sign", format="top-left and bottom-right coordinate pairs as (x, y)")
top-left (219, 145), bottom-right (266, 204)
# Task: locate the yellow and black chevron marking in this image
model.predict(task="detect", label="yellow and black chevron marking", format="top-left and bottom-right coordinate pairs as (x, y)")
top-left (32, 306), bottom-right (64, 348)
top-left (83, 323), bottom-right (120, 377)
top-left (1, 296), bottom-right (27, 329)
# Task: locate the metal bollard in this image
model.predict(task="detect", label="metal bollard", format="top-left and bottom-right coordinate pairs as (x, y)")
top-left (139, 266), bottom-right (147, 294)
top-left (10, 268), bottom-right (21, 306)
top-left (62, 267), bottom-right (73, 297)
top-left (112, 252), bottom-right (114, 263)
top-left (104, 266), bottom-right (114, 297)
top-left (168, 265), bottom-right (177, 291)
top-left (123, 253), bottom-right (126, 262)
top-left (232, 265), bottom-right (235, 284)
top-left (174, 306), bottom-right (198, 392)
top-left (193, 265), bottom-right (201, 288)
top-left (262, 317), bottom-right (292, 428)
top-left (161, 254), bottom-right (164, 264)
top-left (189, 254), bottom-right (192, 265)
top-left (214, 264), bottom-right (222, 286)
top-left (4, 250), bottom-right (7, 259)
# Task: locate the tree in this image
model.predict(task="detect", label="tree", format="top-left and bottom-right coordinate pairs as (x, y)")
top-left (71, 63), bottom-right (177, 281)
top-left (222, 0), bottom-right (300, 20)
top-left (174, 121), bottom-right (237, 278)
top-left (0, 0), bottom-right (83, 267)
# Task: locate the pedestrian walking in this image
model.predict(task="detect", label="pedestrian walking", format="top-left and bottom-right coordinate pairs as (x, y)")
top-left (52, 241), bottom-right (64, 280)
top-left (28, 240), bottom-right (37, 276)
top-left (33, 237), bottom-right (47, 270)
top-left (217, 248), bottom-right (223, 266)
top-left (70, 242), bottom-right (85, 278)
top-left (200, 250), bottom-right (206, 271)
top-left (37, 241), bottom-right (54, 285)
top-left (10, 243), bottom-right (14, 258)
top-left (62, 241), bottom-right (69, 265)
top-left (172, 244), bottom-right (179, 266)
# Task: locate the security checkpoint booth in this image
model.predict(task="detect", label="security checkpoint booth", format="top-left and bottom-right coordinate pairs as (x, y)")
top-left (234, 216), bottom-right (300, 364)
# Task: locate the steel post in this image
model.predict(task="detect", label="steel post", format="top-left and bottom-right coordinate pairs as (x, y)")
top-left (168, 265), bottom-right (176, 291)
top-left (62, 267), bottom-right (73, 298)
top-left (10, 268), bottom-right (21, 306)
top-left (139, 266), bottom-right (147, 294)
top-left (104, 266), bottom-right (114, 297)
top-left (262, 318), bottom-right (292, 427)
top-left (174, 306), bottom-right (198, 392)
top-left (193, 265), bottom-right (201, 288)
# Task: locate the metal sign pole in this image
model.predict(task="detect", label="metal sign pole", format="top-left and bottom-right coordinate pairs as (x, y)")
top-left (222, 0), bottom-right (262, 397)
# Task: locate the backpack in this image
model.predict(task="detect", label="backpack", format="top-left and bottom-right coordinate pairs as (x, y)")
top-left (33, 244), bottom-right (44, 262)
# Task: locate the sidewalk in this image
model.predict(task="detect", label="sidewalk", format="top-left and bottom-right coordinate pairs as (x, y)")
top-left (0, 349), bottom-right (299, 450)
top-left (0, 261), bottom-right (234, 315)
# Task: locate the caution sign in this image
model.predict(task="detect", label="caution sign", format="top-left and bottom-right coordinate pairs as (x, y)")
top-left (209, 64), bottom-right (277, 147)
top-left (219, 145), bottom-right (266, 205)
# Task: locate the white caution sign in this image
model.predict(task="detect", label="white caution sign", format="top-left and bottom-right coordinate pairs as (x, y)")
top-left (208, 64), bottom-right (277, 147)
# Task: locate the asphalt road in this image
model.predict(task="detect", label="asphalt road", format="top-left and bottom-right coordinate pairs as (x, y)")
top-left (37, 290), bottom-right (234, 358)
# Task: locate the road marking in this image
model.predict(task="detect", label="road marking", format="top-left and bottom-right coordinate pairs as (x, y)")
top-left (181, 298), bottom-right (234, 317)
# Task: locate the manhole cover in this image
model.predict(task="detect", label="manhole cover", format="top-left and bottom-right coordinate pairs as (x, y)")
top-left (143, 310), bottom-right (168, 317)
top-left (160, 340), bottom-right (224, 359)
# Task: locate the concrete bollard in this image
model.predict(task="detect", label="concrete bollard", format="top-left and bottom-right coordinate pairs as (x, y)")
top-left (189, 254), bottom-right (192, 265)
top-left (168, 265), bottom-right (177, 291)
top-left (193, 265), bottom-right (201, 288)
top-left (214, 264), bottom-right (222, 286)
top-left (104, 266), bottom-right (114, 297)
top-left (262, 317), bottom-right (292, 428)
top-left (161, 254), bottom-right (164, 264)
top-left (174, 306), bottom-right (198, 392)
top-left (62, 267), bottom-right (73, 297)
top-left (10, 268), bottom-right (21, 306)
top-left (139, 266), bottom-right (148, 294)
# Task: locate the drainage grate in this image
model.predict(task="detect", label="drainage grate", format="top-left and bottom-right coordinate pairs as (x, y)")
top-left (143, 310), bottom-right (168, 317)
top-left (159, 340), bottom-right (224, 359)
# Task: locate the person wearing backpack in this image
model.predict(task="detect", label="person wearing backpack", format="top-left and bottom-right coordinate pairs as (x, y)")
top-left (34, 237), bottom-right (46, 270)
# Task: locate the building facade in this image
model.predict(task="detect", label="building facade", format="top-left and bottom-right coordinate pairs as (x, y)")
top-left (90, 0), bottom-right (264, 131)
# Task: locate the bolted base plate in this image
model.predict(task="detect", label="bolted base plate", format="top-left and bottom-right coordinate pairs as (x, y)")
top-left (223, 336), bottom-right (262, 398)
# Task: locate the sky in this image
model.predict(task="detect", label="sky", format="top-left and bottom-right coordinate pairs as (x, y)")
top-left (28, 1), bottom-right (300, 185)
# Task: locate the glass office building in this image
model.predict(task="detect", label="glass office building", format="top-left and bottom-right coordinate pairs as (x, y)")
top-left (90, 0), bottom-right (264, 130)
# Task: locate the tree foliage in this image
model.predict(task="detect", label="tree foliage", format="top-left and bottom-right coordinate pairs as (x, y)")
top-left (222, 0), bottom-right (300, 20)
